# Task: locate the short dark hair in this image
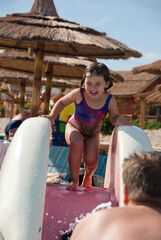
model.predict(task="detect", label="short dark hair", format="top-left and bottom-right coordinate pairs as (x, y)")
top-left (81, 62), bottom-right (113, 91)
top-left (5, 120), bottom-right (22, 137)
top-left (123, 152), bottom-right (161, 207)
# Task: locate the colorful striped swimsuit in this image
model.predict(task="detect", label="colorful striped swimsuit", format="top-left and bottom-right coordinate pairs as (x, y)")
top-left (68, 89), bottom-right (112, 137)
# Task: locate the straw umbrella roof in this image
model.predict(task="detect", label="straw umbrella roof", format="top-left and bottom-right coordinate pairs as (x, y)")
top-left (109, 71), bottom-right (157, 96)
top-left (0, 82), bottom-right (32, 100)
top-left (0, 69), bottom-right (34, 86)
top-left (0, 0), bottom-right (140, 116)
top-left (0, 83), bottom-right (14, 101)
top-left (0, 91), bottom-right (14, 101)
top-left (109, 70), bottom-right (124, 82)
top-left (0, 69), bottom-right (80, 89)
top-left (0, 50), bottom-right (93, 80)
top-left (116, 70), bottom-right (157, 81)
top-left (30, 0), bottom-right (59, 16)
top-left (135, 84), bottom-right (161, 129)
top-left (0, 50), bottom-right (123, 82)
top-left (135, 84), bottom-right (161, 106)
top-left (0, 69), bottom-right (80, 114)
top-left (0, 70), bottom-right (33, 112)
top-left (0, 68), bottom-right (123, 94)
top-left (133, 60), bottom-right (161, 75)
top-left (0, 0), bottom-right (141, 59)
top-left (0, 78), bottom-right (79, 102)
top-left (110, 80), bottom-right (149, 96)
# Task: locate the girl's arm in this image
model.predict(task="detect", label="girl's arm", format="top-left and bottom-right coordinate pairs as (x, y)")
top-left (41, 88), bottom-right (80, 125)
top-left (108, 96), bottom-right (133, 126)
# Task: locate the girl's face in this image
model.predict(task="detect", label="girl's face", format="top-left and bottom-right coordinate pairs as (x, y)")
top-left (84, 74), bottom-right (107, 99)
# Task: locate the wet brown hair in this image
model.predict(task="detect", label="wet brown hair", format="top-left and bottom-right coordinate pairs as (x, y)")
top-left (123, 152), bottom-right (161, 207)
top-left (81, 62), bottom-right (113, 91)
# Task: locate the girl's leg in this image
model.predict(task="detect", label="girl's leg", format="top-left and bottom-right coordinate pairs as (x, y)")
top-left (82, 133), bottom-right (100, 188)
top-left (65, 123), bottom-right (84, 190)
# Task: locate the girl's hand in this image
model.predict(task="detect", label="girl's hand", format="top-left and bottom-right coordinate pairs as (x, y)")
top-left (39, 115), bottom-right (55, 125)
top-left (108, 97), bottom-right (133, 127)
top-left (116, 116), bottom-right (133, 126)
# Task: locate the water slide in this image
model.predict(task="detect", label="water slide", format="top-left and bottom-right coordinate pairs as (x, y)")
top-left (0, 118), bottom-right (51, 240)
top-left (0, 118), bottom-right (153, 239)
top-left (104, 125), bottom-right (153, 206)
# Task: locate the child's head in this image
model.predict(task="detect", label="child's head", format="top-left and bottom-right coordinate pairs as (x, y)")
top-left (81, 62), bottom-right (113, 91)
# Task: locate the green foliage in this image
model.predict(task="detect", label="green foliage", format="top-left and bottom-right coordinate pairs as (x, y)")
top-left (144, 120), bottom-right (161, 129)
top-left (101, 114), bottom-right (114, 135)
top-left (102, 117), bottom-right (161, 136)
top-left (131, 119), bottom-right (161, 130)
top-left (16, 102), bottom-right (31, 111)
top-left (24, 102), bottom-right (31, 110)
top-left (130, 119), bottom-right (140, 127)
top-left (0, 104), bottom-right (5, 109)
top-left (16, 104), bottom-right (19, 111)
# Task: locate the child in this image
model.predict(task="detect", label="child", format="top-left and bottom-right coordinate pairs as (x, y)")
top-left (41, 62), bottom-right (132, 191)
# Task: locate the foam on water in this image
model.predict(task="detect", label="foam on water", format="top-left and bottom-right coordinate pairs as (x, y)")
top-left (60, 201), bottom-right (112, 239)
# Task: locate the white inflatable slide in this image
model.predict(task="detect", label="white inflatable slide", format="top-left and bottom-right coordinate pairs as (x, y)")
top-left (0, 120), bottom-right (154, 239)
top-left (0, 118), bottom-right (51, 240)
top-left (104, 125), bottom-right (153, 206)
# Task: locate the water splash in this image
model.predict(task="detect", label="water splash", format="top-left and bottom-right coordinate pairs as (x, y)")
top-left (60, 201), bottom-right (112, 239)
top-left (91, 201), bottom-right (112, 214)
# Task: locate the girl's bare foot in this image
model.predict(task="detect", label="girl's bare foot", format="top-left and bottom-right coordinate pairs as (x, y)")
top-left (81, 175), bottom-right (92, 188)
top-left (66, 181), bottom-right (78, 191)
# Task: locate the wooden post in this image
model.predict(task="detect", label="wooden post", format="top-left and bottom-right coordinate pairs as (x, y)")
top-left (31, 41), bottom-right (44, 117)
top-left (10, 100), bottom-right (14, 120)
top-left (140, 100), bottom-right (146, 130)
top-left (43, 63), bottom-right (53, 115)
top-left (19, 80), bottom-right (26, 114)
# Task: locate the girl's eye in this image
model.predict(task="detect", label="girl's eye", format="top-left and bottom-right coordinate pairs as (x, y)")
top-left (96, 83), bottom-right (101, 87)
top-left (87, 82), bottom-right (92, 86)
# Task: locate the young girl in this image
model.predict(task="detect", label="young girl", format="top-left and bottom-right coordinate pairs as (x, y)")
top-left (41, 63), bottom-right (132, 191)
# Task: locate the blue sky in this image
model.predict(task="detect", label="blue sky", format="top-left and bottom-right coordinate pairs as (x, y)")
top-left (1, 0), bottom-right (161, 71)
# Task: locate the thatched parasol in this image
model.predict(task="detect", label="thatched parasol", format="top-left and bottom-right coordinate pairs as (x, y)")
top-left (132, 60), bottom-right (161, 129)
top-left (133, 60), bottom-right (161, 75)
top-left (0, 50), bottom-right (93, 113)
top-left (0, 83), bottom-right (15, 118)
top-left (0, 50), bottom-right (124, 82)
top-left (0, 49), bottom-right (124, 113)
top-left (0, 70), bottom-right (33, 115)
top-left (0, 69), bottom-right (80, 113)
top-left (0, 90), bottom-right (14, 102)
top-left (135, 84), bottom-right (161, 106)
top-left (0, 50), bottom-right (94, 80)
top-left (0, 69), bottom-right (80, 89)
top-left (0, 83), bottom-right (14, 102)
top-left (0, 69), bottom-right (34, 85)
top-left (0, 0), bottom-right (141, 116)
top-left (135, 84), bottom-right (161, 129)
top-left (0, 0), bottom-right (141, 59)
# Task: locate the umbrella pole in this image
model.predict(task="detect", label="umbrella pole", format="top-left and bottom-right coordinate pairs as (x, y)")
top-left (43, 63), bottom-right (53, 115)
top-left (31, 41), bottom-right (44, 117)
top-left (10, 100), bottom-right (14, 120)
top-left (19, 79), bottom-right (26, 114)
top-left (140, 100), bottom-right (146, 129)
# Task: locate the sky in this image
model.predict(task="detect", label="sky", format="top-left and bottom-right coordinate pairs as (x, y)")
top-left (0, 0), bottom-right (161, 71)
